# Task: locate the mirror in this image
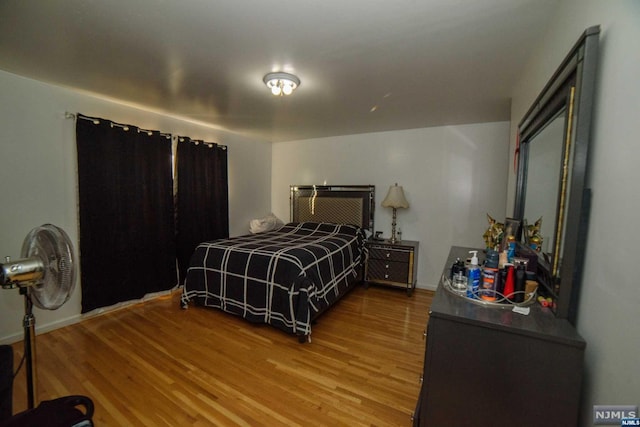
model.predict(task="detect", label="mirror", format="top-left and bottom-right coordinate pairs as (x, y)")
top-left (514, 26), bottom-right (599, 323)
top-left (523, 112), bottom-right (565, 254)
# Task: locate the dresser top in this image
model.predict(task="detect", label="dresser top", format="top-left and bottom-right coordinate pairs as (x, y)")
top-left (431, 246), bottom-right (585, 348)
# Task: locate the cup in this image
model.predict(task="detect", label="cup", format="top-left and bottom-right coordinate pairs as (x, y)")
top-left (451, 271), bottom-right (467, 292)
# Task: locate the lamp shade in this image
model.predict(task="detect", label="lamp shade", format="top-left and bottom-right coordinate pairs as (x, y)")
top-left (382, 184), bottom-right (409, 209)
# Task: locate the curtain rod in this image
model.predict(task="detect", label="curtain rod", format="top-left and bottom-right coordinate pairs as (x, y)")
top-left (65, 111), bottom-right (227, 149)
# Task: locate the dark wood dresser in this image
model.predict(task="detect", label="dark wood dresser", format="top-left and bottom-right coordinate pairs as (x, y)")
top-left (413, 246), bottom-right (585, 427)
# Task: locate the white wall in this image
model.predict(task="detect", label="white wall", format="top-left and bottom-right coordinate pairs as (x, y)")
top-left (272, 122), bottom-right (510, 290)
top-left (508, 1), bottom-right (640, 423)
top-left (0, 70), bottom-right (272, 344)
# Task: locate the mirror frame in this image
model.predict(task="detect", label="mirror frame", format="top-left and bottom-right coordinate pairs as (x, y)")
top-left (514, 26), bottom-right (599, 324)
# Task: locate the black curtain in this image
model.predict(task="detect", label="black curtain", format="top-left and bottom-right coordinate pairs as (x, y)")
top-left (176, 139), bottom-right (229, 283)
top-left (76, 116), bottom-right (177, 313)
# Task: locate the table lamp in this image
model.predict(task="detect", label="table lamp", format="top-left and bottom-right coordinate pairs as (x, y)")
top-left (382, 183), bottom-right (409, 243)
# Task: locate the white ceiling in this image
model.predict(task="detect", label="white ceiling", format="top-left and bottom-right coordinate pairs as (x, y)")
top-left (0, 0), bottom-right (559, 142)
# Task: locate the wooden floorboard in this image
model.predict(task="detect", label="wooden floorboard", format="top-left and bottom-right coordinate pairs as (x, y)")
top-left (10, 285), bottom-right (433, 426)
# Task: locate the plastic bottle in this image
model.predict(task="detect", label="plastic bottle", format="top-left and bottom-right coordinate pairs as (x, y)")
top-left (480, 250), bottom-right (499, 301)
top-left (497, 267), bottom-right (506, 296)
top-left (503, 263), bottom-right (515, 301)
top-left (499, 250), bottom-right (508, 269)
top-left (506, 236), bottom-right (516, 263)
top-left (514, 264), bottom-right (526, 303)
top-left (466, 251), bottom-right (481, 299)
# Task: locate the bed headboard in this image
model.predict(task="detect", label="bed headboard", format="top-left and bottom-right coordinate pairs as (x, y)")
top-left (290, 185), bottom-right (375, 233)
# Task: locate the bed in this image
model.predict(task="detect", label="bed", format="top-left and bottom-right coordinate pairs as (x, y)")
top-left (180, 185), bottom-right (375, 342)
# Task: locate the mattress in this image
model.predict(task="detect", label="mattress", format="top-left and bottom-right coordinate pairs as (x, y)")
top-left (180, 222), bottom-right (365, 337)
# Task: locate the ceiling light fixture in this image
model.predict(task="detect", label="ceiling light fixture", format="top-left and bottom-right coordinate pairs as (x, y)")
top-left (263, 72), bottom-right (300, 96)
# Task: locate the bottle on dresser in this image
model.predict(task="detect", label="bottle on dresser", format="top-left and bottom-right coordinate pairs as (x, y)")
top-left (480, 249), bottom-right (499, 301)
top-left (466, 251), bottom-right (481, 299)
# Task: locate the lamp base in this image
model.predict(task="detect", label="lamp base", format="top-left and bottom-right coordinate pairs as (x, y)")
top-left (390, 208), bottom-right (398, 243)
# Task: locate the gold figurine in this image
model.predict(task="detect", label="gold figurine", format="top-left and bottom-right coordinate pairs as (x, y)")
top-left (525, 217), bottom-right (543, 252)
top-left (482, 214), bottom-right (504, 251)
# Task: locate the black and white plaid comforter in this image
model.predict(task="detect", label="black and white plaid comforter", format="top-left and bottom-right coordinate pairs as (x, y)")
top-left (181, 222), bottom-right (365, 336)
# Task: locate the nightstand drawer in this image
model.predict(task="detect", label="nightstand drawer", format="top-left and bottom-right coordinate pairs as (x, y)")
top-left (366, 259), bottom-right (409, 283)
top-left (368, 246), bottom-right (411, 263)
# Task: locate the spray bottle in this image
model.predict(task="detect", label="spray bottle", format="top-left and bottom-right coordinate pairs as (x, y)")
top-left (503, 263), bottom-right (515, 301)
top-left (466, 250), bottom-right (481, 299)
top-left (480, 249), bottom-right (499, 301)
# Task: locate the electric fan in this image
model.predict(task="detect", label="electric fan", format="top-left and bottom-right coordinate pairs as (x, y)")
top-left (1, 224), bottom-right (77, 409)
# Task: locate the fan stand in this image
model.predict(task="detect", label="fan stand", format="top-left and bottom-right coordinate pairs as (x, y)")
top-left (20, 286), bottom-right (38, 409)
top-left (1, 223), bottom-right (78, 411)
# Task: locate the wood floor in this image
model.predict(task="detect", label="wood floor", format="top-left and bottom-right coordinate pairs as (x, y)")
top-left (10, 285), bottom-right (433, 426)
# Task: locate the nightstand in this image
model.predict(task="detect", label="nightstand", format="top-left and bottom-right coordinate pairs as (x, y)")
top-left (364, 239), bottom-right (419, 296)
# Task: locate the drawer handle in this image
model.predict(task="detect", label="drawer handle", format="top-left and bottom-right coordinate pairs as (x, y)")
top-left (384, 274), bottom-right (389, 279)
top-left (386, 253), bottom-right (390, 258)
top-left (385, 264), bottom-right (389, 269)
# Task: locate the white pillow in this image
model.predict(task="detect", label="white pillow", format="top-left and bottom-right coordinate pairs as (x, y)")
top-left (249, 213), bottom-right (284, 234)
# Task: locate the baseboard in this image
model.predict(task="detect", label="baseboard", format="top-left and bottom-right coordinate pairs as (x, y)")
top-left (415, 282), bottom-right (438, 291)
top-left (0, 313), bottom-right (83, 346)
top-left (0, 287), bottom-right (180, 346)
